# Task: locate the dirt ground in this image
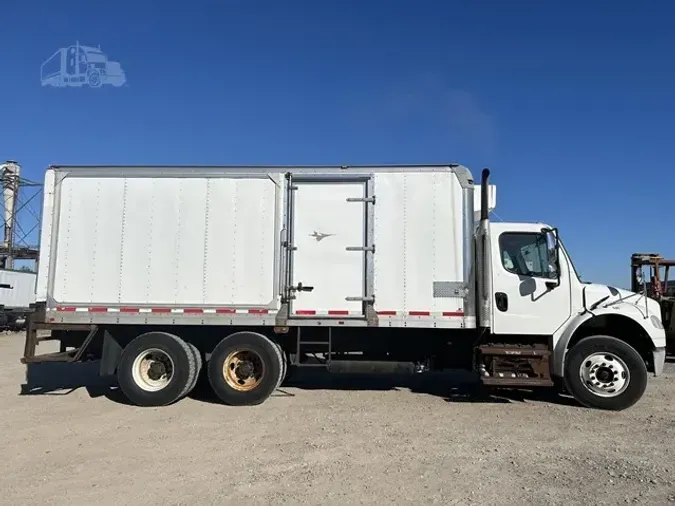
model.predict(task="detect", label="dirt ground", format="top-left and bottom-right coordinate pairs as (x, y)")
top-left (1, 332), bottom-right (674, 505)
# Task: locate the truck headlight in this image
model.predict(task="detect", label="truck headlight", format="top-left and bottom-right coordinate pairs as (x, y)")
top-left (650, 315), bottom-right (664, 329)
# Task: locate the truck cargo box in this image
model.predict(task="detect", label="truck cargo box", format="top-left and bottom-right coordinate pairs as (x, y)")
top-left (36, 165), bottom-right (494, 329)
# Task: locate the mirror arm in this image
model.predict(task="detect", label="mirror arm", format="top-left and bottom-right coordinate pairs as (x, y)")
top-left (541, 226), bottom-right (562, 289)
top-left (553, 227), bottom-right (561, 288)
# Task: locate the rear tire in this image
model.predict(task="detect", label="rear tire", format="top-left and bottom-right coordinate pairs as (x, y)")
top-left (117, 332), bottom-right (196, 407)
top-left (207, 331), bottom-right (283, 406)
top-left (184, 342), bottom-right (203, 396)
top-left (564, 335), bottom-right (648, 411)
top-left (275, 342), bottom-right (287, 389)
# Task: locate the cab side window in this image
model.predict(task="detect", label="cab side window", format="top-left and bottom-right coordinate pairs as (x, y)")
top-left (499, 233), bottom-right (557, 279)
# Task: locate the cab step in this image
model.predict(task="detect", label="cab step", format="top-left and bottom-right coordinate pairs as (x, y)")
top-left (481, 377), bottom-right (554, 387)
top-left (477, 343), bottom-right (553, 387)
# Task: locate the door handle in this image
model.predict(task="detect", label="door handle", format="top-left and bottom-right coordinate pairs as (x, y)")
top-left (495, 292), bottom-right (508, 312)
top-left (291, 282), bottom-right (314, 292)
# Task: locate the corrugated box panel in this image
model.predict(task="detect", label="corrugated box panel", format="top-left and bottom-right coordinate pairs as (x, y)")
top-left (373, 171), bottom-right (464, 314)
top-left (51, 174), bottom-right (282, 307)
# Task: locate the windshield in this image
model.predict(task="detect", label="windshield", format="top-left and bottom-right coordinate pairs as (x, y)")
top-left (85, 52), bottom-right (106, 63)
top-left (77, 46), bottom-right (106, 61)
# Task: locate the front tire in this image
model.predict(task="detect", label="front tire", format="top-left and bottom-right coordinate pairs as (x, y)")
top-left (117, 332), bottom-right (197, 407)
top-left (564, 335), bottom-right (648, 411)
top-left (207, 332), bottom-right (283, 406)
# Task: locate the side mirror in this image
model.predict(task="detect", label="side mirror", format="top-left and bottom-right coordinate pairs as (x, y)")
top-left (542, 227), bottom-right (561, 288)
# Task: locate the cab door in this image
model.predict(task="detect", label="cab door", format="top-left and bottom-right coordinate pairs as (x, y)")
top-left (490, 229), bottom-right (572, 335)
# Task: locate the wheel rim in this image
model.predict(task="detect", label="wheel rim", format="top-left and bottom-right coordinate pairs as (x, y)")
top-left (131, 348), bottom-right (175, 392)
top-left (578, 352), bottom-right (630, 398)
top-left (223, 349), bottom-right (265, 391)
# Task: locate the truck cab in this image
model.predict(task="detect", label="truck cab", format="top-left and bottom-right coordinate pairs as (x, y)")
top-left (476, 170), bottom-right (666, 410)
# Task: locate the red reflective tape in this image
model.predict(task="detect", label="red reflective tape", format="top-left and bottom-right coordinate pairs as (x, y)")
top-left (377, 311), bottom-right (397, 316)
top-left (409, 311), bottom-right (430, 316)
top-left (328, 310), bottom-right (350, 315)
top-left (151, 308), bottom-right (172, 313)
top-left (216, 308), bottom-right (236, 314)
top-left (296, 310), bottom-right (316, 315)
top-left (442, 311), bottom-right (464, 317)
top-left (120, 307), bottom-right (139, 313)
top-left (184, 308), bottom-right (204, 314)
top-left (249, 309), bottom-right (269, 314)
top-left (56, 306), bottom-right (76, 312)
top-left (88, 307), bottom-right (107, 313)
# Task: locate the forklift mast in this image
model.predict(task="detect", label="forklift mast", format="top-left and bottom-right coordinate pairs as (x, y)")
top-left (630, 252), bottom-right (675, 298)
top-left (631, 253), bottom-right (675, 346)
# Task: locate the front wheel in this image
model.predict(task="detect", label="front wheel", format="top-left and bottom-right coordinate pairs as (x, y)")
top-left (564, 335), bottom-right (648, 411)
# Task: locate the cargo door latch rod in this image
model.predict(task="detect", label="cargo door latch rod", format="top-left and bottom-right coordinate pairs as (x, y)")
top-left (290, 282), bottom-right (314, 293)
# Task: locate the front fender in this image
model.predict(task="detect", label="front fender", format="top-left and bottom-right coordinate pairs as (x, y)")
top-left (552, 305), bottom-right (666, 378)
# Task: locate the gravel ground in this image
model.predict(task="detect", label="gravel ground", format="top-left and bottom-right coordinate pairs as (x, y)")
top-left (1, 332), bottom-right (674, 505)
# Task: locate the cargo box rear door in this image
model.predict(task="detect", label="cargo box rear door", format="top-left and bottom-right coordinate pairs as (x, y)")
top-left (287, 178), bottom-right (368, 318)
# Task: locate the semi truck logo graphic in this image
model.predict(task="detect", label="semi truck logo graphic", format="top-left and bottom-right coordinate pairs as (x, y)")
top-left (41, 42), bottom-right (127, 88)
top-left (310, 231), bottom-right (334, 242)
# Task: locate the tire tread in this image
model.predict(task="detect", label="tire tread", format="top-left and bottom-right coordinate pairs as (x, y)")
top-left (564, 335), bottom-right (648, 411)
top-left (118, 331), bottom-right (195, 407)
top-left (207, 331), bottom-right (283, 406)
top-left (182, 342), bottom-right (202, 399)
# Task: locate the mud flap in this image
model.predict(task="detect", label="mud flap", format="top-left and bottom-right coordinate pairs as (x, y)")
top-left (652, 347), bottom-right (666, 376)
top-left (99, 330), bottom-right (123, 378)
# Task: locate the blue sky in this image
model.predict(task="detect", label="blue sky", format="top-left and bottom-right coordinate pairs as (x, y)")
top-left (1, 0), bottom-right (674, 287)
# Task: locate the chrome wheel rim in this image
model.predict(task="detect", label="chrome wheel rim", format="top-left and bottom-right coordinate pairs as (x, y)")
top-left (579, 352), bottom-right (630, 398)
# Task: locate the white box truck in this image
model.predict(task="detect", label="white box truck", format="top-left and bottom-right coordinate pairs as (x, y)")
top-left (0, 269), bottom-right (36, 330)
top-left (22, 164), bottom-right (667, 411)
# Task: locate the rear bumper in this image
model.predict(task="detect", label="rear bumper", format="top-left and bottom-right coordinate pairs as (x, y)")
top-left (653, 347), bottom-right (667, 376)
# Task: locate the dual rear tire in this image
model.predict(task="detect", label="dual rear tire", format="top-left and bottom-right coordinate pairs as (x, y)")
top-left (207, 331), bottom-right (285, 406)
top-left (117, 331), bottom-right (286, 407)
top-left (117, 331), bottom-right (201, 407)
